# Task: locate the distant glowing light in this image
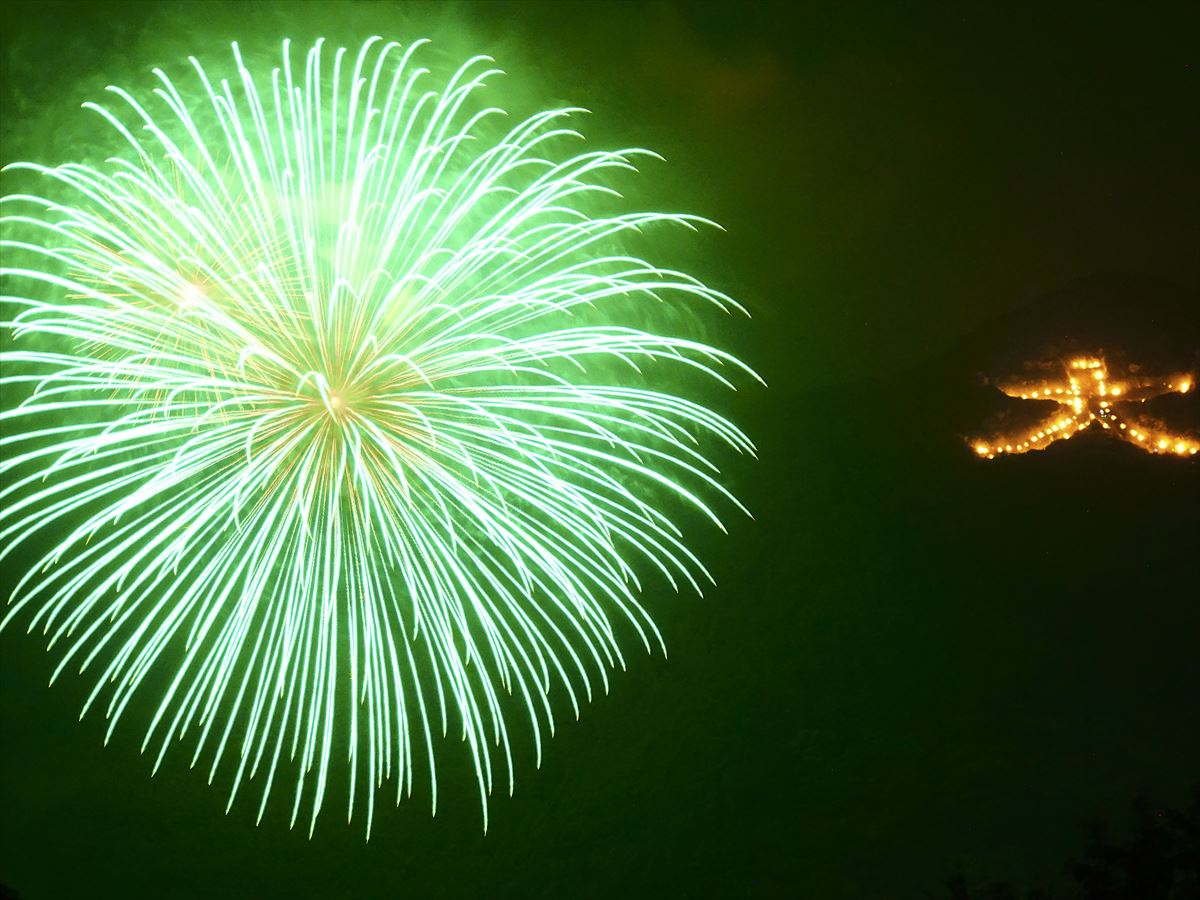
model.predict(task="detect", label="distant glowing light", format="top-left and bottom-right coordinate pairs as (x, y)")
top-left (970, 354), bottom-right (1197, 461)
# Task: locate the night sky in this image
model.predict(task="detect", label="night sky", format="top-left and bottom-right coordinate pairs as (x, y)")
top-left (1, 2), bottom-right (1198, 898)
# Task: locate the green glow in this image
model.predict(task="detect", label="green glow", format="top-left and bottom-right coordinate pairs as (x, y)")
top-left (0, 37), bottom-right (758, 836)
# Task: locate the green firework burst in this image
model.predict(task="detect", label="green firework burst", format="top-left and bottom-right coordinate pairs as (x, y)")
top-left (0, 37), bottom-right (758, 836)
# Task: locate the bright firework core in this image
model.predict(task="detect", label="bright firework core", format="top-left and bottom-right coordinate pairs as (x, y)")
top-left (971, 356), bottom-right (1197, 459)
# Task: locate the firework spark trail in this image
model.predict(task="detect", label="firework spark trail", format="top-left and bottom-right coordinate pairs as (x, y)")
top-left (0, 37), bottom-right (759, 836)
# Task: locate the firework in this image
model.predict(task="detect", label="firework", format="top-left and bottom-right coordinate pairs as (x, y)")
top-left (0, 37), bottom-right (757, 835)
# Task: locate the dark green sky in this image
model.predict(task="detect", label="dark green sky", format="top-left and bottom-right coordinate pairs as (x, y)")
top-left (1, 2), bottom-right (1197, 898)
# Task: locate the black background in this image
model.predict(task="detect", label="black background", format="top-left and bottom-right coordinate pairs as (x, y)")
top-left (1, 2), bottom-right (1198, 898)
